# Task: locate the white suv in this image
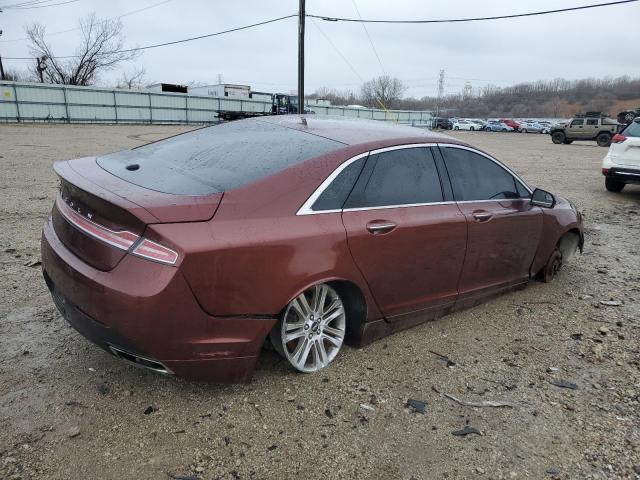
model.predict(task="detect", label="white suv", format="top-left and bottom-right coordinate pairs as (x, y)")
top-left (602, 118), bottom-right (640, 192)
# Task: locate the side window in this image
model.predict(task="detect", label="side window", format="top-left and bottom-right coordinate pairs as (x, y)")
top-left (442, 147), bottom-right (521, 201)
top-left (570, 119), bottom-right (584, 127)
top-left (586, 118), bottom-right (599, 126)
top-left (312, 157), bottom-right (365, 211)
top-left (345, 148), bottom-right (443, 208)
top-left (515, 179), bottom-right (531, 198)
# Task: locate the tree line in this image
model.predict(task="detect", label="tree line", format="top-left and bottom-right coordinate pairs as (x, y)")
top-left (310, 76), bottom-right (640, 118)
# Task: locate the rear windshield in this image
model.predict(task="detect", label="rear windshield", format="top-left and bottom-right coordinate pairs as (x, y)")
top-left (623, 120), bottom-right (640, 137)
top-left (96, 120), bottom-right (344, 195)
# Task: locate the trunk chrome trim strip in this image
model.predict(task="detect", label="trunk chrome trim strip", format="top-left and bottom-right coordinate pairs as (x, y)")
top-left (55, 195), bottom-right (140, 251)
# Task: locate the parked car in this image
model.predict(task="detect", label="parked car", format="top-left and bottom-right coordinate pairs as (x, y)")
top-left (41, 116), bottom-right (583, 382)
top-left (469, 119), bottom-right (487, 128)
top-left (432, 117), bottom-right (453, 130)
top-left (551, 113), bottom-right (620, 147)
top-left (452, 119), bottom-right (479, 131)
top-left (520, 122), bottom-right (545, 133)
top-left (500, 119), bottom-right (521, 132)
top-left (601, 118), bottom-right (640, 192)
top-left (485, 120), bottom-right (512, 132)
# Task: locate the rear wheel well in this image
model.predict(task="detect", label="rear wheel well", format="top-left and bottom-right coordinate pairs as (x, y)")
top-left (327, 280), bottom-right (367, 348)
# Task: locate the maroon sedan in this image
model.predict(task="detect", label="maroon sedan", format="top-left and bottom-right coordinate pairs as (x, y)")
top-left (41, 116), bottom-right (583, 383)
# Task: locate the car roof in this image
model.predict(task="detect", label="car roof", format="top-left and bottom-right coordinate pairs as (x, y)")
top-left (257, 114), bottom-right (456, 147)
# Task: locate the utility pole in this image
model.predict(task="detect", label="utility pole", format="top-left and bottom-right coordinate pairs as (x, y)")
top-left (0, 24), bottom-right (5, 81)
top-left (435, 69), bottom-right (445, 118)
top-left (297, 0), bottom-right (305, 114)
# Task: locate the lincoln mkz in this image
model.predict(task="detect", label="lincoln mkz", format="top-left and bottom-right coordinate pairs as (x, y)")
top-left (41, 116), bottom-right (583, 382)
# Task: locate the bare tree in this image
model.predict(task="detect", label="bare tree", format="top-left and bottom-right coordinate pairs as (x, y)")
top-left (26, 13), bottom-right (139, 85)
top-left (117, 66), bottom-right (146, 90)
top-left (361, 75), bottom-right (406, 109)
top-left (3, 68), bottom-right (30, 82)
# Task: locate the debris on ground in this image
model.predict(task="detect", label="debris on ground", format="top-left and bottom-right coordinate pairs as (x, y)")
top-left (549, 380), bottom-right (579, 390)
top-left (66, 427), bottom-right (81, 438)
top-left (95, 383), bottom-right (109, 395)
top-left (144, 406), bottom-right (157, 415)
top-left (406, 399), bottom-right (427, 414)
top-left (599, 300), bottom-right (622, 306)
top-left (451, 426), bottom-right (482, 437)
top-left (428, 350), bottom-right (456, 367)
top-left (443, 393), bottom-right (514, 408)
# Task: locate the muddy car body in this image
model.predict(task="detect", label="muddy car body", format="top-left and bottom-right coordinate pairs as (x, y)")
top-left (41, 116), bottom-right (583, 383)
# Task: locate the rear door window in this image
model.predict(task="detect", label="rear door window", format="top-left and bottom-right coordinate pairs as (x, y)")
top-left (441, 147), bottom-right (526, 201)
top-left (345, 148), bottom-right (443, 209)
top-left (312, 157), bottom-right (366, 211)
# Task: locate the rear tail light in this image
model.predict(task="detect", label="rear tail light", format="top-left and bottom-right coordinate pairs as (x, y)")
top-left (602, 168), bottom-right (609, 175)
top-left (612, 133), bottom-right (626, 143)
top-left (131, 238), bottom-right (178, 265)
top-left (57, 196), bottom-right (178, 265)
top-left (57, 197), bottom-right (139, 250)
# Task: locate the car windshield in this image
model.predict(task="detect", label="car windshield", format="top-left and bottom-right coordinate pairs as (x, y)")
top-left (96, 120), bottom-right (344, 195)
top-left (623, 120), bottom-right (640, 137)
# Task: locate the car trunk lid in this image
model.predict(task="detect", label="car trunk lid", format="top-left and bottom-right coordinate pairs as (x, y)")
top-left (52, 158), bottom-right (221, 271)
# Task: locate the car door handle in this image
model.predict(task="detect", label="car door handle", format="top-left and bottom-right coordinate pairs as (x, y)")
top-left (472, 211), bottom-right (493, 222)
top-left (366, 221), bottom-right (397, 234)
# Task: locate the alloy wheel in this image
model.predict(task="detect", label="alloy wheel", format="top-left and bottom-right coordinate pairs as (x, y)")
top-left (275, 284), bottom-right (346, 373)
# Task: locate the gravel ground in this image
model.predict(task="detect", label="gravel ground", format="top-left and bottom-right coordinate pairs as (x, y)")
top-left (0, 124), bottom-right (639, 480)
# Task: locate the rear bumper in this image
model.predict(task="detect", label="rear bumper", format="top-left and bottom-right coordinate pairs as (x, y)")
top-left (602, 166), bottom-right (640, 184)
top-left (41, 216), bottom-right (277, 383)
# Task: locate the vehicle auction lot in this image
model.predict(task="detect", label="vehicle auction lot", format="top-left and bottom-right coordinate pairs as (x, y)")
top-left (1, 125), bottom-right (638, 480)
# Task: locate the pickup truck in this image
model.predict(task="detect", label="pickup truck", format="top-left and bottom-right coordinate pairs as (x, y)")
top-left (550, 113), bottom-right (620, 147)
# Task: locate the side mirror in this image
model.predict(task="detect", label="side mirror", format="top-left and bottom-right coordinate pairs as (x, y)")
top-left (531, 188), bottom-right (555, 208)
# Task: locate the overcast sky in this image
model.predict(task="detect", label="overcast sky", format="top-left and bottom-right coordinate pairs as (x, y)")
top-left (1, 0), bottom-right (638, 98)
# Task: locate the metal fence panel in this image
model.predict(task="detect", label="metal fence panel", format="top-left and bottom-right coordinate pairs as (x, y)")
top-left (116, 106), bottom-right (151, 122)
top-left (66, 88), bottom-right (113, 106)
top-left (15, 84), bottom-right (65, 103)
top-left (18, 103), bottom-right (67, 120)
top-left (115, 91), bottom-right (150, 107)
top-left (69, 105), bottom-right (116, 121)
top-left (0, 80), bottom-right (432, 125)
top-left (0, 102), bottom-right (18, 120)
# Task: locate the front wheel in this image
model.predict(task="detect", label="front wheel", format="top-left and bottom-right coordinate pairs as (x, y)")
top-left (470, 126), bottom-right (475, 131)
top-left (454, 126), bottom-right (459, 130)
top-left (485, 126), bottom-right (491, 132)
top-left (551, 131), bottom-right (565, 144)
top-left (540, 248), bottom-right (563, 283)
top-left (270, 284), bottom-right (346, 373)
top-left (605, 177), bottom-right (625, 192)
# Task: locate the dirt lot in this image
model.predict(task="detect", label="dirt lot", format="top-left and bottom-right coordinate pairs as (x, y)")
top-left (1, 124), bottom-right (639, 480)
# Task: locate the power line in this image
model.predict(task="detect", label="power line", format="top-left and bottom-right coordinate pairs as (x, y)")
top-left (350, 0), bottom-right (385, 75)
top-left (3, 14), bottom-right (297, 60)
top-left (309, 0), bottom-right (638, 23)
top-left (309, 17), bottom-right (364, 83)
top-left (1, 0), bottom-right (81, 9)
top-left (0, 0), bottom-right (173, 43)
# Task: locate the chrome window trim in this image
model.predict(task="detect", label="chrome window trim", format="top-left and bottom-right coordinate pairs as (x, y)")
top-left (295, 142), bottom-right (531, 216)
